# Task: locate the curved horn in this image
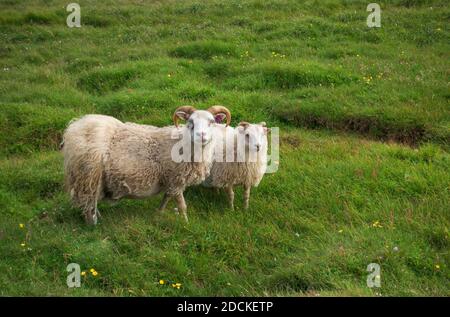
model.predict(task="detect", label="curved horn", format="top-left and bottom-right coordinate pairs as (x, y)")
top-left (172, 105), bottom-right (196, 127)
top-left (208, 105), bottom-right (231, 127)
top-left (238, 121), bottom-right (250, 129)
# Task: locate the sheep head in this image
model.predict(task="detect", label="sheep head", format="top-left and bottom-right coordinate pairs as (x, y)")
top-left (237, 121), bottom-right (268, 153)
top-left (172, 105), bottom-right (232, 146)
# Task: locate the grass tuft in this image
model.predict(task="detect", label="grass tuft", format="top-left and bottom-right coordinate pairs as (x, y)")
top-left (170, 41), bottom-right (238, 60)
top-left (255, 62), bottom-right (356, 89)
top-left (77, 68), bottom-right (140, 95)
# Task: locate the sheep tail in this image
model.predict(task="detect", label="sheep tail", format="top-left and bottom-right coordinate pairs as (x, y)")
top-left (64, 151), bottom-right (104, 215)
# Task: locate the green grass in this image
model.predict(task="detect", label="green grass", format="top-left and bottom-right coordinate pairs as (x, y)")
top-left (0, 0), bottom-right (449, 296)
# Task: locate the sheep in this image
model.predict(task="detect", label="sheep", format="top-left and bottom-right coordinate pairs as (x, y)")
top-left (203, 121), bottom-right (269, 210)
top-left (62, 105), bottom-right (231, 225)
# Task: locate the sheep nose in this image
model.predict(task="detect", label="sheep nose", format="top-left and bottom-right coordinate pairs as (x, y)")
top-left (256, 144), bottom-right (260, 151)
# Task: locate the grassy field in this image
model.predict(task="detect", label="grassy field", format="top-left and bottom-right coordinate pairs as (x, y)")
top-left (0, 0), bottom-right (449, 296)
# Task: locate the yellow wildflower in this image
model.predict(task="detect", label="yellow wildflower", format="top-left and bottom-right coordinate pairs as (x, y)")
top-left (19, 223), bottom-right (25, 229)
top-left (81, 271), bottom-right (86, 276)
top-left (20, 243), bottom-right (26, 247)
top-left (435, 264), bottom-right (440, 270)
top-left (372, 221), bottom-right (383, 228)
top-left (92, 271), bottom-right (98, 277)
top-left (159, 279), bottom-right (165, 285)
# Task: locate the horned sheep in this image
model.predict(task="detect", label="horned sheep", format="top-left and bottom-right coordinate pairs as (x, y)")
top-left (62, 105), bottom-right (231, 224)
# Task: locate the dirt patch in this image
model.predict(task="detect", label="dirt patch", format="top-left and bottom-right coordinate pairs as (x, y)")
top-left (281, 135), bottom-right (301, 148)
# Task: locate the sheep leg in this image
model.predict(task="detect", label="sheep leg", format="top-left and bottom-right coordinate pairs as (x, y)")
top-left (226, 185), bottom-right (235, 210)
top-left (243, 186), bottom-right (251, 210)
top-left (78, 160), bottom-right (103, 225)
top-left (174, 193), bottom-right (188, 222)
top-left (158, 193), bottom-right (170, 213)
top-left (84, 205), bottom-right (98, 225)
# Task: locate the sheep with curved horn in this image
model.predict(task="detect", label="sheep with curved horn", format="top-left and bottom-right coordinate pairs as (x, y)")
top-left (62, 105), bottom-right (231, 224)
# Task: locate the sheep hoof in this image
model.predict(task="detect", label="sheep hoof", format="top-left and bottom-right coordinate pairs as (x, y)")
top-left (84, 213), bottom-right (98, 226)
top-left (84, 207), bottom-right (99, 225)
top-left (157, 208), bottom-right (165, 214)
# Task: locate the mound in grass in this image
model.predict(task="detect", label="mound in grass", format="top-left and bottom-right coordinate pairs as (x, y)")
top-left (77, 68), bottom-right (139, 95)
top-left (222, 62), bottom-right (356, 90)
top-left (0, 104), bottom-right (76, 156)
top-left (176, 81), bottom-right (215, 101)
top-left (269, 264), bottom-right (335, 293)
top-left (255, 62), bottom-right (356, 89)
top-left (0, 11), bottom-right (61, 26)
top-left (95, 90), bottom-right (177, 124)
top-left (82, 14), bottom-right (114, 28)
top-left (274, 101), bottom-right (449, 147)
top-left (22, 12), bottom-right (57, 25)
top-left (202, 60), bottom-right (232, 78)
top-left (169, 41), bottom-right (238, 60)
top-left (65, 57), bottom-right (103, 73)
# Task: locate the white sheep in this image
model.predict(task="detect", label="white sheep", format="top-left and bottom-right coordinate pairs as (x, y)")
top-left (62, 105), bottom-right (231, 224)
top-left (203, 121), bottom-right (269, 209)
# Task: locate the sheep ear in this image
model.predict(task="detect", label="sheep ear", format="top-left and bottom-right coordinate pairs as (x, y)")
top-left (175, 111), bottom-right (191, 121)
top-left (259, 121), bottom-right (267, 127)
top-left (214, 113), bottom-right (226, 123)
